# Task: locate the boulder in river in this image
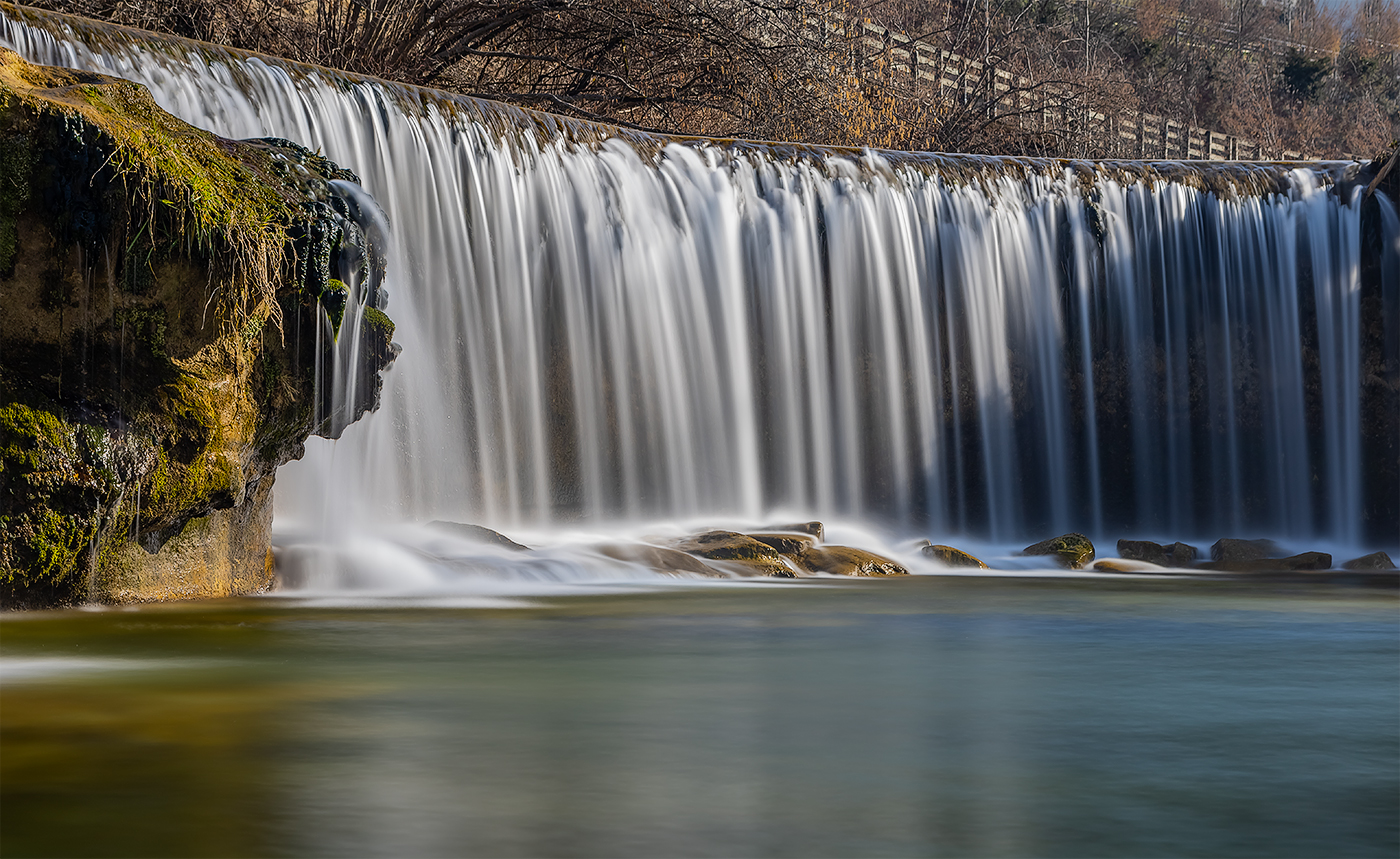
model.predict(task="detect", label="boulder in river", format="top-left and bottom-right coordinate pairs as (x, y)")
top-left (1197, 551), bottom-right (1333, 572)
top-left (1117, 539), bottom-right (1197, 567)
top-left (596, 543), bottom-right (724, 577)
top-left (1209, 538), bottom-right (1283, 563)
top-left (1092, 559), bottom-right (1169, 573)
top-left (792, 545), bottom-right (909, 577)
top-left (1339, 551), bottom-right (1396, 571)
top-left (747, 532), bottom-right (819, 555)
top-left (673, 531), bottom-right (795, 577)
top-left (920, 543), bottom-right (988, 569)
top-left (1023, 533), bottom-right (1096, 568)
top-left (428, 521), bottom-right (530, 551)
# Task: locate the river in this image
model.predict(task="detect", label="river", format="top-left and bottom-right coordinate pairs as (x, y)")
top-left (3, 576), bottom-right (1396, 857)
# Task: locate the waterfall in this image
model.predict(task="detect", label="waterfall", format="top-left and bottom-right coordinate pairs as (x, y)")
top-left (3, 7), bottom-right (1389, 550)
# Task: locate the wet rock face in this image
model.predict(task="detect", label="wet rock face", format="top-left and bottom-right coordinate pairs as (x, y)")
top-left (0, 51), bottom-right (396, 607)
top-left (1023, 533), bottom-right (1096, 569)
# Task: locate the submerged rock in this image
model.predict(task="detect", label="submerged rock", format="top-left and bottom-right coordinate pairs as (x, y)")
top-left (673, 531), bottom-right (795, 577)
top-left (1197, 551), bottom-right (1333, 572)
top-left (1092, 559), bottom-right (1169, 573)
top-left (792, 545), bottom-right (909, 577)
top-left (920, 543), bottom-right (988, 569)
top-left (762, 521), bottom-right (825, 541)
top-left (1209, 538), bottom-right (1283, 563)
top-left (428, 521), bottom-right (530, 552)
top-left (1023, 533), bottom-right (1096, 568)
top-left (596, 543), bottom-right (724, 577)
top-left (0, 51), bottom-right (396, 608)
top-left (1340, 551), bottom-right (1397, 571)
top-left (1117, 539), bottom-right (1197, 567)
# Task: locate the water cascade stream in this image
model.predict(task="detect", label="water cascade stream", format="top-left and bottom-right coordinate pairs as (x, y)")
top-left (4, 8), bottom-right (1395, 590)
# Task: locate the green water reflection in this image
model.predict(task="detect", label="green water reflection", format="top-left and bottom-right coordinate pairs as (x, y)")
top-left (3, 577), bottom-right (1397, 857)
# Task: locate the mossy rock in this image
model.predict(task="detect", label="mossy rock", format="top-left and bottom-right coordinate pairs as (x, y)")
top-left (673, 531), bottom-right (796, 577)
top-left (746, 531), bottom-right (818, 554)
top-left (0, 403), bottom-right (112, 601)
top-left (1023, 533), bottom-right (1096, 569)
top-left (0, 51), bottom-right (396, 607)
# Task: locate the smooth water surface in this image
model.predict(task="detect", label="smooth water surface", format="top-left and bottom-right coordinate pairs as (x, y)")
top-left (3, 578), bottom-right (1396, 858)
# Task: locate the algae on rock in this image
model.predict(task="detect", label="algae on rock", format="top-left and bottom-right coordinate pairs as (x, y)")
top-left (0, 49), bottom-right (396, 608)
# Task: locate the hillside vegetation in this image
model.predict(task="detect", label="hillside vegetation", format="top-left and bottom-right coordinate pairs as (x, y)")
top-left (27, 0), bottom-right (1400, 156)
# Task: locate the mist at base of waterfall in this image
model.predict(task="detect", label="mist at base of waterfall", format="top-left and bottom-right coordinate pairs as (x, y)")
top-left (269, 438), bottom-right (1394, 603)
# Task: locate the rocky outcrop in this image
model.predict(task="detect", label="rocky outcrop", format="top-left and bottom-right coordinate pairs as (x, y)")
top-left (0, 51), bottom-right (396, 608)
top-left (1023, 533), bottom-right (1096, 569)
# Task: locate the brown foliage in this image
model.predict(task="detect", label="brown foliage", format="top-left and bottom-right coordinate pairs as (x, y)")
top-left (24, 0), bottom-right (1400, 157)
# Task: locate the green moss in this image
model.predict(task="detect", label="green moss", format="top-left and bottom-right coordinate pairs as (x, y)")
top-left (362, 306), bottom-right (395, 339)
top-left (22, 508), bottom-right (95, 583)
top-left (0, 130), bottom-right (33, 273)
top-left (0, 404), bottom-right (103, 587)
top-left (0, 48), bottom-right (313, 342)
top-left (138, 376), bottom-right (236, 526)
top-left (1, 402), bottom-right (75, 471)
top-left (321, 278), bottom-right (348, 336)
top-left (113, 305), bottom-right (168, 360)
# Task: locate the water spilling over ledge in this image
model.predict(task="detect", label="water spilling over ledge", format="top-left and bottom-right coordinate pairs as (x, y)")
top-left (3, 4), bottom-right (1396, 557)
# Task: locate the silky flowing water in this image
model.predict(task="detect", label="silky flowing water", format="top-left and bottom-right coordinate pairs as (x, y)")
top-left (3, 579), bottom-right (1397, 858)
top-left (4, 7), bottom-right (1393, 556)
